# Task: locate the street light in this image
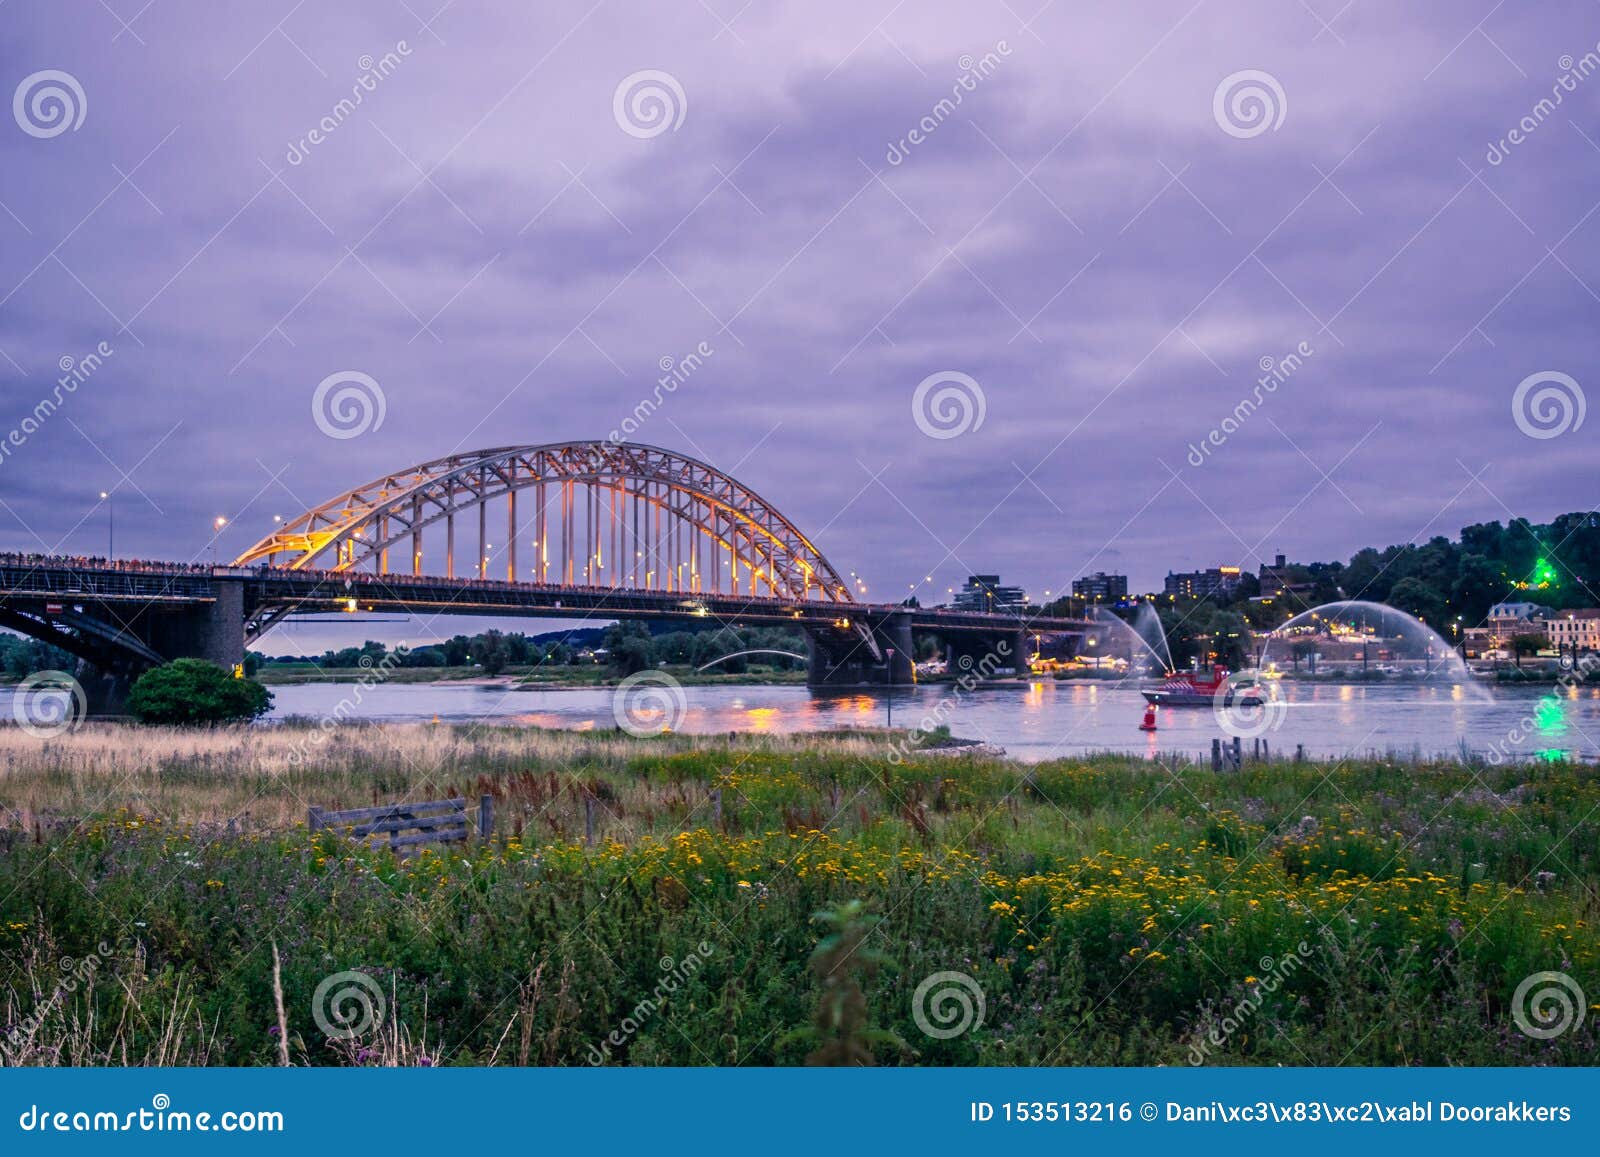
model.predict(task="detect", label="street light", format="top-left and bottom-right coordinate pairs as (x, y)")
top-left (99, 490), bottom-right (113, 560)
top-left (212, 516), bottom-right (227, 565)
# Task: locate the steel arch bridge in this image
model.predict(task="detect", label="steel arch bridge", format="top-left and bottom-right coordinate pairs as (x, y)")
top-left (232, 442), bottom-right (855, 603)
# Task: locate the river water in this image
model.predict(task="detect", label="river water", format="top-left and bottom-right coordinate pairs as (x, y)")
top-left (242, 678), bottom-right (1600, 763)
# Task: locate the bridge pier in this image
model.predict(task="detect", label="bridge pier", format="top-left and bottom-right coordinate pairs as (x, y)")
top-left (944, 629), bottom-right (1028, 681)
top-left (144, 578), bottom-right (246, 670)
top-left (804, 610), bottom-right (916, 688)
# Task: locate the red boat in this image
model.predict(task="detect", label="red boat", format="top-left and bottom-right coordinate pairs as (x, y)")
top-left (1141, 665), bottom-right (1263, 707)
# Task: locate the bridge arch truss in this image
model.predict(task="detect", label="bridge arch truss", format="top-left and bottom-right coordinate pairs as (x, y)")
top-left (233, 442), bottom-right (854, 603)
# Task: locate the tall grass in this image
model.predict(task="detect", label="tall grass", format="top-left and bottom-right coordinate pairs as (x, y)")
top-left (0, 722), bottom-right (1596, 1066)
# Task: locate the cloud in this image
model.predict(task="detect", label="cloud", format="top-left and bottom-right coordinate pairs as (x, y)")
top-left (1, 0), bottom-right (1596, 654)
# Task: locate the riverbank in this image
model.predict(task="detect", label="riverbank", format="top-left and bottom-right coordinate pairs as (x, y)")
top-left (0, 721), bottom-right (1594, 1066)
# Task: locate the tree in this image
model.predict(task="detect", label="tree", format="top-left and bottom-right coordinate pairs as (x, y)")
top-left (1386, 577), bottom-right (1446, 631)
top-left (126, 659), bottom-right (273, 725)
top-left (475, 630), bottom-right (509, 675)
top-left (1511, 633), bottom-right (1547, 670)
top-left (603, 622), bottom-right (654, 675)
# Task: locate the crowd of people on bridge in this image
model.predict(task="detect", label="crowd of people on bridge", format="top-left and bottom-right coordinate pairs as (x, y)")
top-left (0, 550), bottom-right (833, 606)
top-left (0, 551), bottom-right (217, 575)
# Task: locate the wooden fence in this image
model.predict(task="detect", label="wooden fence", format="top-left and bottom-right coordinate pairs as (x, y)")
top-left (308, 795), bottom-right (493, 851)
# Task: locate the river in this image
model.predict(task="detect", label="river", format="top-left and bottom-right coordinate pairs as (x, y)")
top-left (244, 678), bottom-right (1600, 763)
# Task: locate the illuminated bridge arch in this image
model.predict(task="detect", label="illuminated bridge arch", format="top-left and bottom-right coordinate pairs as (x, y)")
top-left (233, 442), bottom-right (854, 603)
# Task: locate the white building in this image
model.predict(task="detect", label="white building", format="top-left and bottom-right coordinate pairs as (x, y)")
top-left (1544, 609), bottom-right (1600, 652)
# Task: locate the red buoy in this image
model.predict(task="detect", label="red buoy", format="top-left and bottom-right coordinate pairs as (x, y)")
top-left (1138, 704), bottom-right (1158, 731)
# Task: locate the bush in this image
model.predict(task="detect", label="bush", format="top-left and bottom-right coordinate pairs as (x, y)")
top-left (126, 658), bottom-right (273, 725)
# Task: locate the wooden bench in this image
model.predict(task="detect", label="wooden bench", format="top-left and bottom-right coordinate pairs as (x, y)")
top-left (308, 795), bottom-right (493, 852)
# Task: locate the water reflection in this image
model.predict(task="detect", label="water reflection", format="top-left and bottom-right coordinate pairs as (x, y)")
top-left (179, 678), bottom-right (1600, 762)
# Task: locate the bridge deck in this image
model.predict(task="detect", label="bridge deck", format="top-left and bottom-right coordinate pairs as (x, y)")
top-left (0, 557), bottom-right (1089, 636)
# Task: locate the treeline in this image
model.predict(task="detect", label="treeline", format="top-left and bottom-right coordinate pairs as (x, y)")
top-left (0, 633), bottom-right (76, 679)
top-left (250, 622), bottom-right (811, 676)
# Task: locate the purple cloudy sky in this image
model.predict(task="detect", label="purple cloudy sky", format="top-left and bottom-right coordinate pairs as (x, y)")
top-left (2, 1), bottom-right (1597, 652)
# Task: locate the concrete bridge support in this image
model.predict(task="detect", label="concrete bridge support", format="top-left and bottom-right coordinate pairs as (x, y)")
top-left (945, 629), bottom-right (1029, 681)
top-left (73, 579), bottom-right (248, 715)
top-left (804, 610), bottom-right (916, 687)
top-left (141, 579), bottom-right (246, 670)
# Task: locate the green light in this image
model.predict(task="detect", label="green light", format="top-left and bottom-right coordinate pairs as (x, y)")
top-left (1534, 695), bottom-right (1566, 736)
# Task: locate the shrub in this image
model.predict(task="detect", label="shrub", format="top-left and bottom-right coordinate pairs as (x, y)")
top-left (126, 658), bottom-right (273, 725)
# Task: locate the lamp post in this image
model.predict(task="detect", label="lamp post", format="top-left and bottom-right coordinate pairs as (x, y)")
top-left (212, 516), bottom-right (227, 565)
top-left (99, 490), bottom-right (113, 560)
top-left (885, 647), bottom-right (895, 729)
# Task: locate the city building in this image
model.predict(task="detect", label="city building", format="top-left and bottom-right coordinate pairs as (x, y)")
top-left (1465, 601), bottom-right (1555, 656)
top-left (952, 574), bottom-right (1029, 614)
top-left (1543, 608), bottom-right (1600, 652)
top-left (1257, 553), bottom-right (1320, 599)
top-left (1071, 571), bottom-right (1128, 602)
top-left (1163, 565), bottom-right (1243, 600)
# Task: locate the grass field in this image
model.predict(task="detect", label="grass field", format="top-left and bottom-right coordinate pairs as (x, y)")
top-left (0, 722), bottom-right (1595, 1066)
